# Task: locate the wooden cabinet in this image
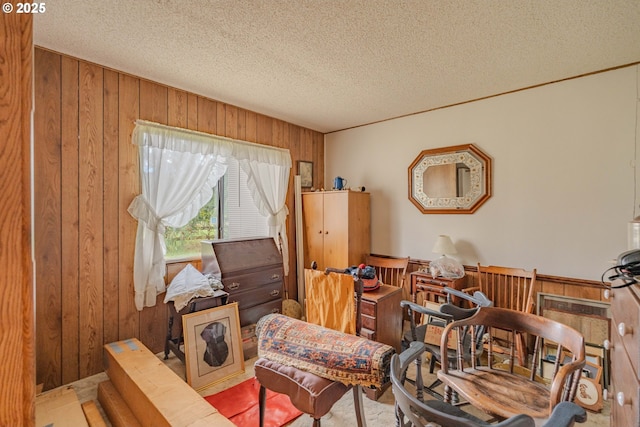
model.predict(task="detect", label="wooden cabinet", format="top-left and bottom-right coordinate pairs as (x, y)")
top-left (608, 285), bottom-right (639, 427)
top-left (302, 191), bottom-right (370, 270)
top-left (201, 237), bottom-right (284, 327)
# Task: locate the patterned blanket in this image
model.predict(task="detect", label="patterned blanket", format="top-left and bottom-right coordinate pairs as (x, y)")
top-left (256, 313), bottom-right (395, 389)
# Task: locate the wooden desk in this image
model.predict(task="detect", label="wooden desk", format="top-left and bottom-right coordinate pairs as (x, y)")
top-left (358, 284), bottom-right (403, 400)
top-left (164, 290), bottom-right (229, 363)
top-left (410, 271), bottom-right (466, 306)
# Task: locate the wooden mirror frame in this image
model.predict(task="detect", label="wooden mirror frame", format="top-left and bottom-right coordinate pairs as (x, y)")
top-left (408, 143), bottom-right (492, 214)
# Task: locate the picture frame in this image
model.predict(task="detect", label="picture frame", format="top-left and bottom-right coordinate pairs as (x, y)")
top-left (298, 160), bottom-right (313, 188)
top-left (560, 351), bottom-right (603, 384)
top-left (182, 302), bottom-right (245, 391)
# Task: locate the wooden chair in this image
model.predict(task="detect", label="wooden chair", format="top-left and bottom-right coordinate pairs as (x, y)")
top-left (468, 264), bottom-right (537, 366)
top-left (437, 307), bottom-right (586, 423)
top-left (365, 254), bottom-right (409, 288)
top-left (400, 290), bottom-right (492, 399)
top-left (391, 341), bottom-right (587, 427)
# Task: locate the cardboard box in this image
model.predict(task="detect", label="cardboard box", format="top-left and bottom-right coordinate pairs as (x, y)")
top-left (36, 385), bottom-right (89, 427)
top-left (104, 338), bottom-right (234, 427)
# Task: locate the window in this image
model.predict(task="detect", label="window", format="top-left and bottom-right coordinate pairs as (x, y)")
top-left (164, 157), bottom-right (269, 259)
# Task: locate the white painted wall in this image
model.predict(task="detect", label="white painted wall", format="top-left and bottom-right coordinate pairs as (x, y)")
top-left (324, 65), bottom-right (640, 282)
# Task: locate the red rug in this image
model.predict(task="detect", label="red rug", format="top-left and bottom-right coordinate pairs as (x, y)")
top-left (204, 377), bottom-right (303, 427)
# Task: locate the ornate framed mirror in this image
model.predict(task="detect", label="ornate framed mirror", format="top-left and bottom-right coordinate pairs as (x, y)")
top-left (408, 144), bottom-right (492, 214)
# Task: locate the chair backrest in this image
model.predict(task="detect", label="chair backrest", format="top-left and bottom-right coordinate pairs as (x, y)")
top-left (476, 264), bottom-right (537, 313)
top-left (441, 306), bottom-right (586, 407)
top-left (365, 254), bottom-right (409, 289)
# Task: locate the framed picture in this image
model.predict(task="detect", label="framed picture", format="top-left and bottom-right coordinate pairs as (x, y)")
top-left (298, 160), bottom-right (313, 188)
top-left (182, 302), bottom-right (245, 391)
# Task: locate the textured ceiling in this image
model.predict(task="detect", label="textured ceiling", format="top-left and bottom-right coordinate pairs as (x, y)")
top-left (34, 0), bottom-right (640, 133)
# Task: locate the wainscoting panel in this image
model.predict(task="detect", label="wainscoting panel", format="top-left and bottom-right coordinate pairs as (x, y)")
top-left (33, 47), bottom-right (324, 390)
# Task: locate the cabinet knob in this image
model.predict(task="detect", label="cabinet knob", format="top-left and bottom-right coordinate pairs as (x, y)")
top-left (603, 339), bottom-right (613, 350)
top-left (270, 289), bottom-right (280, 297)
top-left (617, 322), bottom-right (633, 337)
top-left (228, 282), bottom-right (240, 291)
top-left (270, 274), bottom-right (280, 280)
top-left (318, 230), bottom-right (322, 234)
top-left (616, 391), bottom-right (631, 407)
top-left (604, 289), bottom-right (612, 299)
top-left (325, 231), bottom-right (328, 234)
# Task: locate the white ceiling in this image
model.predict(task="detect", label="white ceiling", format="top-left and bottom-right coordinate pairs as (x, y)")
top-left (34, 0), bottom-right (640, 134)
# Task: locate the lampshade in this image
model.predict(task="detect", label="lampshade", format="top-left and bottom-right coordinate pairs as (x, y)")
top-left (432, 235), bottom-right (457, 255)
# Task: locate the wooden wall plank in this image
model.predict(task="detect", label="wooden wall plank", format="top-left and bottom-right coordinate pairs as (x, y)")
top-left (60, 56), bottom-right (80, 385)
top-left (103, 69), bottom-right (120, 346)
top-left (246, 111), bottom-right (257, 142)
top-left (314, 131), bottom-right (325, 189)
top-left (225, 104), bottom-right (237, 139)
top-left (237, 108), bottom-right (246, 140)
top-left (256, 114), bottom-right (272, 145)
top-left (167, 88), bottom-right (187, 128)
top-left (139, 80), bottom-right (168, 123)
top-left (138, 80), bottom-right (168, 354)
top-left (34, 48), bottom-right (63, 391)
top-left (186, 93), bottom-right (198, 131)
top-left (78, 62), bottom-right (105, 378)
top-left (117, 73), bottom-right (140, 341)
top-left (20, 15), bottom-right (36, 427)
top-left (197, 97), bottom-right (217, 133)
top-left (0, 13), bottom-right (35, 426)
top-left (216, 103), bottom-right (226, 135)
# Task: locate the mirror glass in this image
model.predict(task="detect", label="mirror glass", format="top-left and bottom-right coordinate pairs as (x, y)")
top-left (408, 144), bottom-right (492, 214)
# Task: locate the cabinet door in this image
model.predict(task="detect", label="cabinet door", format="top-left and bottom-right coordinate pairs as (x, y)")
top-left (302, 193), bottom-right (325, 269)
top-left (323, 192), bottom-right (349, 269)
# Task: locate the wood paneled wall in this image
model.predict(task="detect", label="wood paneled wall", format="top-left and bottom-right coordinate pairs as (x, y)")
top-left (1, 11), bottom-right (35, 427)
top-left (407, 260), bottom-right (609, 304)
top-left (33, 47), bottom-right (324, 390)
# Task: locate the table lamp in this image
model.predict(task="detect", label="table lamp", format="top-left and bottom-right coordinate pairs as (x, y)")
top-left (430, 235), bottom-right (465, 279)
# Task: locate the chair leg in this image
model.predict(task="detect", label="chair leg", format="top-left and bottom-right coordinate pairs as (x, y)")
top-left (428, 353), bottom-right (437, 373)
top-left (352, 385), bottom-right (367, 427)
top-left (312, 419), bottom-right (321, 427)
top-left (415, 353), bottom-right (424, 402)
top-left (258, 384), bottom-right (266, 427)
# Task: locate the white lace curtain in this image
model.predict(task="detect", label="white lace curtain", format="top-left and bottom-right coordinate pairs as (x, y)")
top-left (128, 120), bottom-right (291, 311)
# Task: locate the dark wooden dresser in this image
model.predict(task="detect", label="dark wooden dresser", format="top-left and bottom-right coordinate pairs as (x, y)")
top-left (358, 284), bottom-right (403, 400)
top-left (201, 237), bottom-right (284, 327)
top-left (607, 284), bottom-right (639, 427)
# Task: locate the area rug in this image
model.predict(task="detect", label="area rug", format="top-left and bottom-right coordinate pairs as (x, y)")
top-left (204, 377), bottom-right (303, 427)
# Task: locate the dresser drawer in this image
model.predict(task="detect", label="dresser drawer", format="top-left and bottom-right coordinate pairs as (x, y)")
top-left (360, 327), bottom-right (376, 341)
top-left (222, 266), bottom-right (284, 294)
top-left (610, 286), bottom-right (640, 378)
top-left (610, 330), bottom-right (640, 427)
top-left (227, 283), bottom-right (283, 311)
top-left (360, 299), bottom-right (376, 317)
top-left (242, 299), bottom-right (282, 326)
top-left (361, 314), bottom-right (376, 331)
